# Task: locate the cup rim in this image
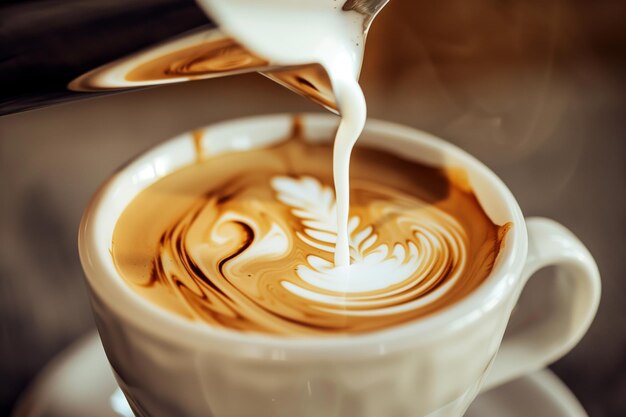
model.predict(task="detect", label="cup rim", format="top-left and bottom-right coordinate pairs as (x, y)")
top-left (79, 113), bottom-right (527, 358)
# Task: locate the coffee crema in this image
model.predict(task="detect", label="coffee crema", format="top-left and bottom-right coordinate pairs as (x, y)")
top-left (112, 129), bottom-right (510, 336)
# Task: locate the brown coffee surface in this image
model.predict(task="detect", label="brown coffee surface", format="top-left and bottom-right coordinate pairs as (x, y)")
top-left (112, 129), bottom-right (510, 336)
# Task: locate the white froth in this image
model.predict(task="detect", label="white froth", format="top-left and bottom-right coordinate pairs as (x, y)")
top-left (271, 175), bottom-right (470, 310)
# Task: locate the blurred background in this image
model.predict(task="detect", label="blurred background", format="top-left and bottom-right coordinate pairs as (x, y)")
top-left (1, 0), bottom-right (624, 416)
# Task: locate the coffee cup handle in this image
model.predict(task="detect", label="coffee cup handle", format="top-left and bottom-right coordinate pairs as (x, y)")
top-left (481, 217), bottom-right (601, 391)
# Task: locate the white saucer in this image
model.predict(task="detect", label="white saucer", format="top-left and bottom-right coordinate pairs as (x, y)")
top-left (11, 332), bottom-right (589, 417)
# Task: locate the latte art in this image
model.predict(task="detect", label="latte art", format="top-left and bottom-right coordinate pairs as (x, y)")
top-left (272, 176), bottom-right (468, 310)
top-left (112, 133), bottom-right (510, 335)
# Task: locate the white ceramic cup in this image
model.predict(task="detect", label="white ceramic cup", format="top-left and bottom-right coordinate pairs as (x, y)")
top-left (79, 113), bottom-right (600, 417)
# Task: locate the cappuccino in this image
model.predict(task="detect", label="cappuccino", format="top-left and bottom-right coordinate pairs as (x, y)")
top-left (112, 124), bottom-right (509, 335)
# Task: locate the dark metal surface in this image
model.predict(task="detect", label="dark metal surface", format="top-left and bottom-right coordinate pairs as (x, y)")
top-left (0, 0), bottom-right (211, 115)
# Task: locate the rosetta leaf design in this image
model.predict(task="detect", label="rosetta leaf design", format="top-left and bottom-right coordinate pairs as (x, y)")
top-left (272, 176), bottom-right (336, 232)
top-left (271, 175), bottom-right (378, 259)
top-left (272, 176), bottom-right (338, 253)
top-left (271, 175), bottom-right (422, 294)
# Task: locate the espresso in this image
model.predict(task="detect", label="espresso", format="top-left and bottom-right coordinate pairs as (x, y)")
top-left (112, 126), bottom-right (510, 336)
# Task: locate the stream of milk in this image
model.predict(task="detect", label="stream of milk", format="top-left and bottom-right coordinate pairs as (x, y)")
top-left (197, 0), bottom-right (370, 268)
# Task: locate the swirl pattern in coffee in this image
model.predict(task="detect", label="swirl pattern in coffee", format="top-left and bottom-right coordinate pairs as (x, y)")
top-left (112, 129), bottom-right (510, 336)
